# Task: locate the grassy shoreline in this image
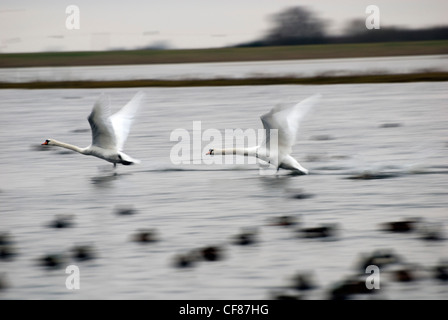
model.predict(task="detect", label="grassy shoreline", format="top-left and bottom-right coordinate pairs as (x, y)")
top-left (1, 40), bottom-right (448, 68)
top-left (1, 72), bottom-right (447, 89)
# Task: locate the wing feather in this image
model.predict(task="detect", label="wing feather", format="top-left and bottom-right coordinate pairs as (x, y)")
top-left (260, 94), bottom-right (321, 159)
top-left (88, 94), bottom-right (117, 150)
top-left (110, 91), bottom-right (145, 151)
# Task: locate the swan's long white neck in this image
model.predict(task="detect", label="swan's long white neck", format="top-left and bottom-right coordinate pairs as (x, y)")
top-left (211, 146), bottom-right (258, 157)
top-left (48, 139), bottom-right (88, 155)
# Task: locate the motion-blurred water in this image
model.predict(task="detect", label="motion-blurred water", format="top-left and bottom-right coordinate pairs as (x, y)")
top-left (1, 54), bottom-right (447, 83)
top-left (0, 81), bottom-right (447, 300)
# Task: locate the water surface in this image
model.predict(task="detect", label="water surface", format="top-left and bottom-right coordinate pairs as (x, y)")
top-left (0, 82), bottom-right (447, 299)
top-left (1, 54), bottom-right (447, 83)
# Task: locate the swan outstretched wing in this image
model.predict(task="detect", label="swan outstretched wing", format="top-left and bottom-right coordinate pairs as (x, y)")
top-left (110, 91), bottom-right (145, 151)
top-left (260, 94), bottom-right (321, 158)
top-left (88, 94), bottom-right (117, 150)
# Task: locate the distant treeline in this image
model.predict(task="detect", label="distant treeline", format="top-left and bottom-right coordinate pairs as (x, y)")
top-left (239, 26), bottom-right (448, 47)
top-left (236, 6), bottom-right (448, 47)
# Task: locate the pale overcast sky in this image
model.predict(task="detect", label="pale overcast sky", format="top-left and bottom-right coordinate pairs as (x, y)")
top-left (1, 0), bottom-right (447, 53)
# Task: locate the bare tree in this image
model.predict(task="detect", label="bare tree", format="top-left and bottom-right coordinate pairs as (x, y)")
top-left (264, 6), bottom-right (328, 45)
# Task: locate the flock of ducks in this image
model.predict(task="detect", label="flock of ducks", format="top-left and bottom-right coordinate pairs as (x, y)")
top-left (169, 214), bottom-right (447, 300)
top-left (2, 209), bottom-right (445, 299)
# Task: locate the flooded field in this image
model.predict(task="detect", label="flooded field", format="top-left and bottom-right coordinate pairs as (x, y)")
top-left (0, 80), bottom-right (447, 299)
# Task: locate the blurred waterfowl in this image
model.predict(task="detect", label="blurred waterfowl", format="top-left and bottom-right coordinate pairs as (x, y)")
top-left (356, 249), bottom-right (401, 272)
top-left (287, 188), bottom-right (314, 200)
top-left (233, 228), bottom-right (258, 245)
top-left (115, 205), bottom-right (138, 216)
top-left (206, 94), bottom-right (321, 175)
top-left (41, 91), bottom-right (145, 167)
top-left (420, 231), bottom-right (443, 241)
top-left (173, 254), bottom-right (196, 269)
top-left (268, 215), bottom-right (299, 227)
top-left (0, 245), bottom-right (17, 261)
top-left (419, 223), bottom-right (445, 241)
top-left (433, 262), bottom-right (448, 281)
top-left (71, 245), bottom-right (96, 261)
top-left (328, 276), bottom-right (375, 300)
top-left (380, 218), bottom-right (420, 233)
top-left (132, 229), bottom-right (158, 243)
top-left (392, 268), bottom-right (416, 282)
top-left (0, 233), bottom-right (17, 261)
top-left (200, 246), bottom-right (223, 262)
top-left (290, 272), bottom-right (317, 291)
top-left (298, 223), bottom-right (338, 239)
top-left (0, 232), bottom-right (13, 246)
top-left (39, 254), bottom-right (65, 269)
top-left (291, 192), bottom-right (313, 200)
top-left (48, 214), bottom-right (74, 229)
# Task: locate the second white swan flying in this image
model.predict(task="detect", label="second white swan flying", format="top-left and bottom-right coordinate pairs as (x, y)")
top-left (206, 94), bottom-right (321, 175)
top-left (42, 91), bottom-right (145, 167)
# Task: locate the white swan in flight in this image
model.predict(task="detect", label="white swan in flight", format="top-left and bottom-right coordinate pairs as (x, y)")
top-left (42, 91), bottom-right (145, 167)
top-left (206, 94), bottom-right (321, 175)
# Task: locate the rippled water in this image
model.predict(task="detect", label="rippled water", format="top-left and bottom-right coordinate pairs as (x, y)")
top-left (0, 81), bottom-right (447, 300)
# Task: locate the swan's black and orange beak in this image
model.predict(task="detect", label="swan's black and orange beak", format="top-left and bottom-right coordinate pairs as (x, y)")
top-left (41, 139), bottom-right (50, 145)
top-left (206, 149), bottom-right (214, 155)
